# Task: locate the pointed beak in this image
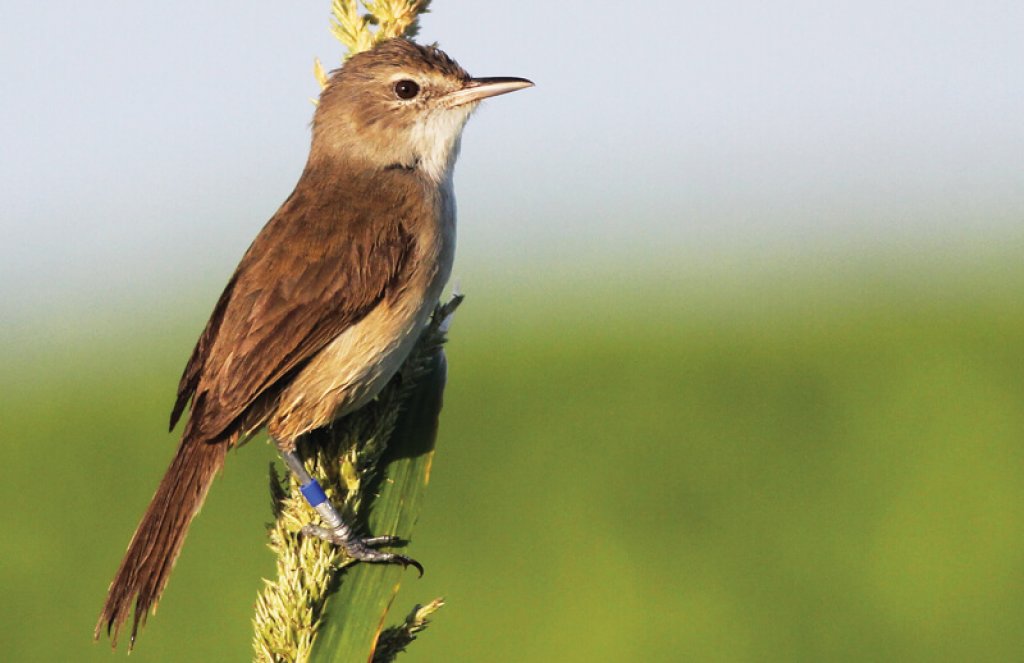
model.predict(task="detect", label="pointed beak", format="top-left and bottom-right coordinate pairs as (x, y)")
top-left (445, 77), bottom-right (534, 107)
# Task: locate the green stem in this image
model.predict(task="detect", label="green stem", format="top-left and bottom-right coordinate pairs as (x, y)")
top-left (310, 349), bottom-right (447, 662)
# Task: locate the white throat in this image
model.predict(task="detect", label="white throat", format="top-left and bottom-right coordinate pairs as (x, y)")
top-left (409, 106), bottom-right (473, 184)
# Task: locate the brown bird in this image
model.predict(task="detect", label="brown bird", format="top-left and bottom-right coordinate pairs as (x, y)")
top-left (95, 37), bottom-right (532, 648)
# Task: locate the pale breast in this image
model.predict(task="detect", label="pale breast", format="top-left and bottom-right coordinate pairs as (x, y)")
top-left (267, 178), bottom-right (456, 443)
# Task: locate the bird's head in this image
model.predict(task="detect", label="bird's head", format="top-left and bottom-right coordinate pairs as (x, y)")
top-left (311, 38), bottom-right (532, 183)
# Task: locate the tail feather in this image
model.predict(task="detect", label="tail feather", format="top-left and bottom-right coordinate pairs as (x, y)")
top-left (95, 434), bottom-right (229, 648)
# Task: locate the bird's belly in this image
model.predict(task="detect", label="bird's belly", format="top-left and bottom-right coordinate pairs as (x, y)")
top-left (268, 230), bottom-right (453, 442)
top-left (267, 288), bottom-right (434, 442)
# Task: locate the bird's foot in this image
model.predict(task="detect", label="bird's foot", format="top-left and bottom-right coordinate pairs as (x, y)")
top-left (279, 448), bottom-right (424, 575)
top-left (301, 524), bottom-right (423, 576)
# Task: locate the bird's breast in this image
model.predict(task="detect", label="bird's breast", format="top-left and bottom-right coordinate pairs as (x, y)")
top-left (267, 178), bottom-right (455, 443)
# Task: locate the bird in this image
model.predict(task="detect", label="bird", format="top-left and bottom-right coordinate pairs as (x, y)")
top-left (95, 37), bottom-right (532, 649)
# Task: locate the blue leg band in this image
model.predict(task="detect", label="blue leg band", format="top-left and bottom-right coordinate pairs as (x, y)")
top-left (300, 479), bottom-right (328, 507)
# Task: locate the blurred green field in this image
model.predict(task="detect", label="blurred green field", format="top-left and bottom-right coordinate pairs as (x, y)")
top-left (2, 261), bottom-right (1023, 661)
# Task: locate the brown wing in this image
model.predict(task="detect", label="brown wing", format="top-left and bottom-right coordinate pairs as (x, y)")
top-left (170, 272), bottom-right (239, 431)
top-left (171, 167), bottom-right (417, 442)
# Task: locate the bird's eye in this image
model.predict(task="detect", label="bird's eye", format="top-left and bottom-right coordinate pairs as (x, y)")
top-left (394, 79), bottom-right (420, 100)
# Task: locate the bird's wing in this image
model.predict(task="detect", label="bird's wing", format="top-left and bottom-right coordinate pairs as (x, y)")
top-left (170, 174), bottom-right (417, 442)
top-left (170, 271), bottom-right (238, 431)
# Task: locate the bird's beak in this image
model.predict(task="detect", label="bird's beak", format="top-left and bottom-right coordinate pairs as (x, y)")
top-left (445, 77), bottom-right (534, 107)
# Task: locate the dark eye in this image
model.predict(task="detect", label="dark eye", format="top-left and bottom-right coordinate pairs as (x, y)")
top-left (394, 79), bottom-right (420, 100)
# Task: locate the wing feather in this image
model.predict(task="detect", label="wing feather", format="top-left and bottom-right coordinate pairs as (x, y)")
top-left (170, 168), bottom-right (418, 442)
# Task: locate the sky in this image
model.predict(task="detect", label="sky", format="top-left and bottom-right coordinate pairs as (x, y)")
top-left (2, 1), bottom-right (1023, 322)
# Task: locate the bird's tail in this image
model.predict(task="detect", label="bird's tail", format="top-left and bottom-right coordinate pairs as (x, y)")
top-left (95, 434), bottom-right (229, 649)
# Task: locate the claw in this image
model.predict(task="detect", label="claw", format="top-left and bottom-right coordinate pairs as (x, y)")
top-left (392, 554), bottom-right (424, 578)
top-left (300, 524), bottom-right (423, 576)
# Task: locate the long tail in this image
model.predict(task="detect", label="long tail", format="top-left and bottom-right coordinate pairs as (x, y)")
top-left (95, 434), bottom-right (229, 649)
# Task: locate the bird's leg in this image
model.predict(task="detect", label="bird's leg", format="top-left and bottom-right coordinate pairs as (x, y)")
top-left (279, 448), bottom-right (423, 576)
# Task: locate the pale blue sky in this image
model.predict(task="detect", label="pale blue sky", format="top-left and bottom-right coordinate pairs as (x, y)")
top-left (2, 1), bottom-right (1023, 321)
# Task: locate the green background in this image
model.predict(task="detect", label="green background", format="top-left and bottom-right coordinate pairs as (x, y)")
top-left (4, 0), bottom-right (1023, 660)
top-left (3, 254), bottom-right (1023, 661)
